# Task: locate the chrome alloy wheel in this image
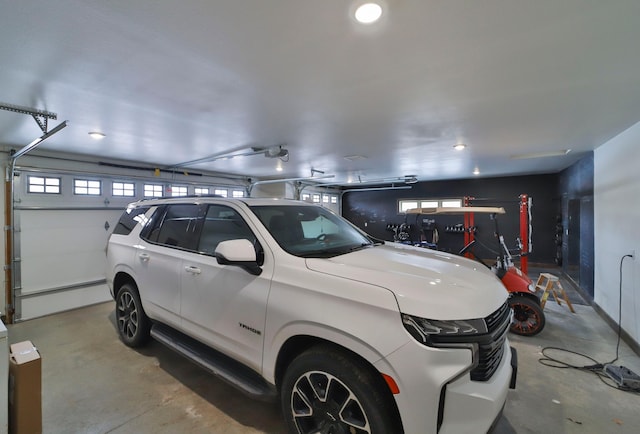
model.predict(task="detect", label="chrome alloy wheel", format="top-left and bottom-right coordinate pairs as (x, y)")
top-left (290, 371), bottom-right (371, 434)
top-left (117, 291), bottom-right (139, 340)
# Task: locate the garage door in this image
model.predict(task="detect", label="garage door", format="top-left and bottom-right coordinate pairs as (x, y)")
top-left (13, 170), bottom-right (125, 320)
top-left (16, 208), bottom-right (121, 320)
top-left (10, 165), bottom-right (254, 320)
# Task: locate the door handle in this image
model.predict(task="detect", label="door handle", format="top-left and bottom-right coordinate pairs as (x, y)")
top-left (184, 265), bottom-right (201, 275)
top-left (138, 253), bottom-right (150, 262)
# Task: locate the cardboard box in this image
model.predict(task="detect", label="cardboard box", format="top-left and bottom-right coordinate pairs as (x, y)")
top-left (9, 341), bottom-right (42, 434)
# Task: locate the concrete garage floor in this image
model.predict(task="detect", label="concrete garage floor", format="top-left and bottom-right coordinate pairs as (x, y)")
top-left (7, 283), bottom-right (640, 433)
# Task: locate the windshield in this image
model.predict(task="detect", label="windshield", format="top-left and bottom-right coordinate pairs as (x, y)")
top-left (250, 204), bottom-right (376, 258)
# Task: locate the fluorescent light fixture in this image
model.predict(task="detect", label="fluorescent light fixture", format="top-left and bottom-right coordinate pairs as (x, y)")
top-left (473, 168), bottom-right (480, 175)
top-left (88, 131), bottom-right (106, 140)
top-left (510, 149), bottom-right (571, 160)
top-left (344, 155), bottom-right (367, 161)
top-left (404, 175), bottom-right (418, 184)
top-left (354, 2), bottom-right (383, 24)
top-left (453, 143), bottom-right (466, 151)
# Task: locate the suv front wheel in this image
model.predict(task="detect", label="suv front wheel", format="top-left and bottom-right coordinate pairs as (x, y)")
top-left (116, 282), bottom-right (151, 347)
top-left (281, 345), bottom-right (402, 434)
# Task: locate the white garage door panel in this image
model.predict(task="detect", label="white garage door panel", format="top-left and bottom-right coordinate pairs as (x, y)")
top-left (20, 284), bottom-right (112, 321)
top-left (16, 209), bottom-right (123, 319)
top-left (19, 210), bottom-right (119, 292)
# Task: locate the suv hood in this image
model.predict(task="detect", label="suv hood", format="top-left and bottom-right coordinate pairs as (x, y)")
top-left (305, 243), bottom-right (508, 319)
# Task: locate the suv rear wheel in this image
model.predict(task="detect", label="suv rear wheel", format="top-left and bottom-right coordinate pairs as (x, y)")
top-left (281, 345), bottom-right (402, 434)
top-left (116, 282), bottom-right (151, 347)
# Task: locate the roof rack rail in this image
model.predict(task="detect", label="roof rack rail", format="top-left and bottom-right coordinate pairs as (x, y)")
top-left (137, 194), bottom-right (225, 202)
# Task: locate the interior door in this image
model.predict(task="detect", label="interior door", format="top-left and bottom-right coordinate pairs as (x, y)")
top-left (566, 199), bottom-right (581, 285)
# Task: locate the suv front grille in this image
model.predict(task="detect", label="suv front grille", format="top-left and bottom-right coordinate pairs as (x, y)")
top-left (470, 301), bottom-right (511, 381)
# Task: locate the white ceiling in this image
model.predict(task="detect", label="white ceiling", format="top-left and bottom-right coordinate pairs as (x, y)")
top-left (1, 0), bottom-right (640, 186)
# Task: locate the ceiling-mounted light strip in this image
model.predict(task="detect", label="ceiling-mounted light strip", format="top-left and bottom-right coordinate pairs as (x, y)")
top-left (510, 149), bottom-right (571, 160)
top-left (338, 174), bottom-right (417, 186)
top-left (343, 155), bottom-right (367, 161)
top-left (88, 131), bottom-right (106, 140)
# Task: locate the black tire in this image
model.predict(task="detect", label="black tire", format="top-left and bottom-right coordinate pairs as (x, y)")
top-left (280, 345), bottom-right (403, 434)
top-left (115, 283), bottom-right (151, 347)
top-left (509, 295), bottom-right (546, 336)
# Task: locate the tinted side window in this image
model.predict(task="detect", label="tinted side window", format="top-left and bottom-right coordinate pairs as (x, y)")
top-left (112, 206), bottom-right (150, 235)
top-left (143, 204), bottom-right (203, 251)
top-left (197, 205), bottom-right (256, 255)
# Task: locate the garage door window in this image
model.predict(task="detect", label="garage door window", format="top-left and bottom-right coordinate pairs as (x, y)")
top-left (398, 198), bottom-right (461, 213)
top-left (171, 186), bottom-right (188, 197)
top-left (112, 182), bottom-right (135, 197)
top-left (27, 176), bottom-right (61, 194)
top-left (144, 184), bottom-right (164, 198)
top-left (74, 179), bottom-right (101, 195)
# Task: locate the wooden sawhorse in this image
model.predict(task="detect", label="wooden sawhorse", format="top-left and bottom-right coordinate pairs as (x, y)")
top-left (535, 273), bottom-right (575, 313)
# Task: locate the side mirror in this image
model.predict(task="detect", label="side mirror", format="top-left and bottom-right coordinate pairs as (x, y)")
top-left (215, 239), bottom-right (262, 276)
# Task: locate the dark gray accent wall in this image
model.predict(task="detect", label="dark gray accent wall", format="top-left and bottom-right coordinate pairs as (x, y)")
top-left (342, 174), bottom-right (560, 264)
top-left (558, 152), bottom-right (595, 298)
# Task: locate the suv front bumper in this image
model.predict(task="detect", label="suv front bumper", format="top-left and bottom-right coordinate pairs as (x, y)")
top-left (375, 339), bottom-right (516, 434)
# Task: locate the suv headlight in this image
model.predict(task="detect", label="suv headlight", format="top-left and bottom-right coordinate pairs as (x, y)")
top-left (402, 313), bottom-right (488, 346)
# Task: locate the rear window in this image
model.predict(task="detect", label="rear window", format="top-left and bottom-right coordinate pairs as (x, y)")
top-left (142, 204), bottom-right (204, 250)
top-left (112, 206), bottom-right (151, 235)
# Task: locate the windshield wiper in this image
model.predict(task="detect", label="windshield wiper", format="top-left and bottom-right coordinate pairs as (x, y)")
top-left (299, 242), bottom-right (373, 258)
top-left (367, 235), bottom-right (385, 245)
top-left (349, 242), bottom-right (375, 251)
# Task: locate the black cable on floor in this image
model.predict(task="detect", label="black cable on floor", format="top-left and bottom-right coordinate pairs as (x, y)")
top-left (539, 346), bottom-right (640, 394)
top-left (610, 253), bottom-right (633, 364)
top-left (537, 254), bottom-right (638, 394)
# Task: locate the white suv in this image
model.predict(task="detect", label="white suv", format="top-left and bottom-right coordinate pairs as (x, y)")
top-left (106, 197), bottom-right (516, 434)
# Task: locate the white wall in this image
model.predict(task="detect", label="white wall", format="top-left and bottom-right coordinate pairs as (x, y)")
top-left (594, 121), bottom-right (640, 344)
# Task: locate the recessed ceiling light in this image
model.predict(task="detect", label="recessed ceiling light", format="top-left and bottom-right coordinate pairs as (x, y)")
top-left (354, 2), bottom-right (383, 24)
top-left (473, 168), bottom-right (480, 175)
top-left (88, 131), bottom-right (106, 140)
top-left (453, 143), bottom-right (466, 151)
top-left (276, 166), bottom-right (283, 172)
